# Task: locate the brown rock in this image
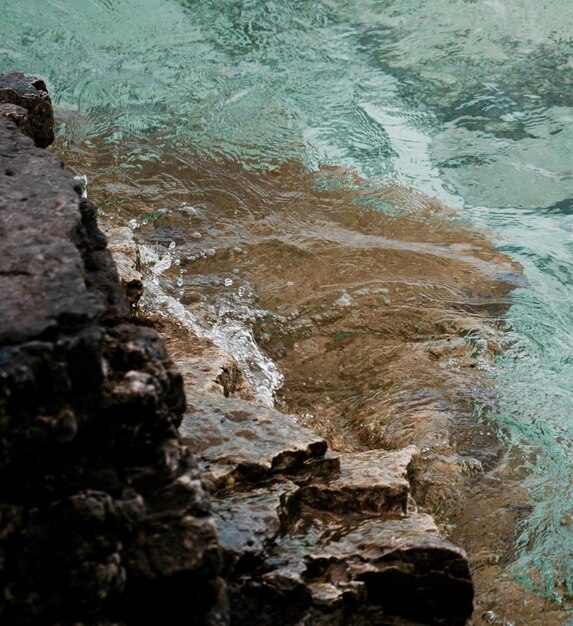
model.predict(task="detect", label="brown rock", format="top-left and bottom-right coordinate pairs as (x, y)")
top-left (302, 446), bottom-right (417, 515)
top-left (180, 393), bottom-right (328, 489)
top-left (164, 327), bottom-right (255, 400)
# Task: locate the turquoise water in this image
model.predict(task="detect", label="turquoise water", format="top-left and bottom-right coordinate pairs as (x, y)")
top-left (3, 0), bottom-right (573, 605)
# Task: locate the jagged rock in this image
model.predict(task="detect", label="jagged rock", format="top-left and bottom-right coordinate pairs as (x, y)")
top-left (301, 446), bottom-right (417, 515)
top-left (0, 72), bottom-right (54, 147)
top-left (0, 80), bottom-right (224, 626)
top-left (244, 513), bottom-right (473, 626)
top-left (180, 393), bottom-right (328, 489)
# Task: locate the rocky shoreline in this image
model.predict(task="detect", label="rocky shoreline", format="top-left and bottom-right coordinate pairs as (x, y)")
top-left (0, 73), bottom-right (474, 625)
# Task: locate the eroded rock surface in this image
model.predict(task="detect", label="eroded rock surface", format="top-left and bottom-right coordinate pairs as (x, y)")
top-left (0, 78), bottom-right (224, 626)
top-left (174, 325), bottom-right (474, 625)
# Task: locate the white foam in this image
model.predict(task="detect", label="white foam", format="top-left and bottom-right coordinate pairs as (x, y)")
top-left (138, 244), bottom-right (284, 407)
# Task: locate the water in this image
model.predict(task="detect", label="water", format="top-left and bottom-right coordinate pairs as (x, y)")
top-left (2, 0), bottom-right (573, 619)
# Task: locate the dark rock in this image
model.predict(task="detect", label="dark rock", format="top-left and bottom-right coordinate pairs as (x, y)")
top-left (0, 72), bottom-right (55, 147)
top-left (0, 87), bottom-right (223, 625)
top-left (213, 482), bottom-right (301, 571)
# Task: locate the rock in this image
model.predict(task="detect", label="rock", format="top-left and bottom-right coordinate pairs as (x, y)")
top-left (301, 446), bottom-right (417, 515)
top-left (180, 393), bottom-right (328, 489)
top-left (176, 322), bottom-right (474, 624)
top-left (0, 87), bottom-right (223, 625)
top-left (0, 72), bottom-right (55, 147)
top-left (168, 331), bottom-right (255, 400)
top-left (213, 482), bottom-right (301, 571)
top-left (100, 225), bottom-right (144, 310)
top-left (251, 514), bottom-right (473, 626)
top-left (0, 103), bottom-right (32, 137)
top-left (179, 366), bottom-right (473, 624)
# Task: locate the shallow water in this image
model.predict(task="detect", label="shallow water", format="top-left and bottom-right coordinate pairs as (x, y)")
top-left (2, 0), bottom-right (573, 622)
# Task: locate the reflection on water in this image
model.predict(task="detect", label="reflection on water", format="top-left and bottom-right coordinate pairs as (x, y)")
top-left (2, 0), bottom-right (573, 621)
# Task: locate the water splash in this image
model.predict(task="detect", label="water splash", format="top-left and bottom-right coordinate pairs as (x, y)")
top-left (139, 243), bottom-right (283, 406)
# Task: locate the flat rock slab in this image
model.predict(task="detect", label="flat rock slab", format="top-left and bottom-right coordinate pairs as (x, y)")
top-left (302, 446), bottom-right (417, 515)
top-left (180, 393), bottom-right (327, 489)
top-left (0, 72), bottom-right (54, 147)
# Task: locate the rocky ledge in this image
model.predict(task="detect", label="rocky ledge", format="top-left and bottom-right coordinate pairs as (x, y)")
top-left (0, 74), bottom-right (225, 626)
top-left (166, 320), bottom-right (474, 625)
top-left (0, 74), bottom-right (474, 625)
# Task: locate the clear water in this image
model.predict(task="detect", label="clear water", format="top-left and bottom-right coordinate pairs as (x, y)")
top-left (2, 0), bottom-right (573, 608)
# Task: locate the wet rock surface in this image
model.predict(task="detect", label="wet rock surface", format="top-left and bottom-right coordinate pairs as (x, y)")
top-left (173, 326), bottom-right (474, 625)
top-left (100, 225), bottom-right (144, 311)
top-left (301, 446), bottom-right (417, 515)
top-left (181, 393), bottom-right (328, 490)
top-left (0, 77), bottom-right (224, 626)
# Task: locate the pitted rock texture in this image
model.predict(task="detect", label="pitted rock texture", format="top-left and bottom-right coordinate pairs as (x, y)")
top-left (0, 72), bottom-right (55, 148)
top-left (0, 83), bottom-right (224, 626)
top-left (181, 393), bottom-right (328, 489)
